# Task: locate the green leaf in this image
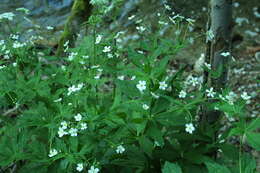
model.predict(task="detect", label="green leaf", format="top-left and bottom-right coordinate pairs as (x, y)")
top-left (246, 118), bottom-right (260, 132)
top-left (205, 161), bottom-right (231, 173)
top-left (146, 123), bottom-right (164, 147)
top-left (241, 153), bottom-right (256, 173)
top-left (110, 87), bottom-right (121, 110)
top-left (138, 136), bottom-right (153, 157)
top-left (162, 161), bottom-right (182, 173)
top-left (69, 137), bottom-right (78, 152)
top-left (228, 127), bottom-right (244, 137)
top-left (246, 132), bottom-right (260, 151)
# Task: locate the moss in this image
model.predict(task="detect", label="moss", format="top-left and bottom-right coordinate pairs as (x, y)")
top-left (56, 0), bottom-right (92, 56)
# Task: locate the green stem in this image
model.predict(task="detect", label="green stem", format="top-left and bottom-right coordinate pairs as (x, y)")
top-left (239, 135), bottom-right (242, 173)
top-left (93, 25), bottom-right (98, 112)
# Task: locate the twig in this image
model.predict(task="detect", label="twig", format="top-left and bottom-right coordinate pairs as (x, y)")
top-left (2, 104), bottom-right (20, 116)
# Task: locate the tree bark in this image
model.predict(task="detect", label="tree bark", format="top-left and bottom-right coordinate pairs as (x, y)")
top-left (56, 0), bottom-right (93, 56)
top-left (207, 0), bottom-right (232, 89)
top-left (203, 0), bottom-right (232, 123)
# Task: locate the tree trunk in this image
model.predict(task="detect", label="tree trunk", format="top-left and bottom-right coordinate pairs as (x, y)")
top-left (207, 0), bottom-right (232, 89)
top-left (203, 0), bottom-right (232, 123)
top-left (56, 0), bottom-right (93, 56)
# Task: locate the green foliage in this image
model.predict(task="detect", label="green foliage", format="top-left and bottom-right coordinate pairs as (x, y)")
top-left (162, 162), bottom-right (182, 173)
top-left (0, 6), bottom-right (258, 173)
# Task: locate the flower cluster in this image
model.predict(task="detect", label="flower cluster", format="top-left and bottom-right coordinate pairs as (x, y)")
top-left (68, 52), bottom-right (78, 61)
top-left (57, 114), bottom-right (88, 138)
top-left (67, 83), bottom-right (84, 96)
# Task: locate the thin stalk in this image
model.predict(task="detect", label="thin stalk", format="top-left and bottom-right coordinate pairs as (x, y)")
top-left (93, 25), bottom-right (98, 112)
top-left (239, 135), bottom-right (242, 173)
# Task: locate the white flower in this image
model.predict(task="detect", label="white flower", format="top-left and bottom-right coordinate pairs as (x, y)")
top-left (206, 87), bottom-right (216, 98)
top-left (188, 76), bottom-right (200, 87)
top-left (128, 15), bottom-right (135, 20)
top-left (69, 128), bottom-right (78, 137)
top-left (64, 40), bottom-right (69, 47)
top-left (0, 65), bottom-right (6, 69)
top-left (185, 123), bottom-right (195, 134)
top-left (0, 12), bottom-right (15, 21)
top-left (54, 98), bottom-right (62, 102)
top-left (131, 76), bottom-right (136, 80)
top-left (46, 26), bottom-right (54, 30)
top-left (68, 52), bottom-right (78, 61)
top-left (67, 83), bottom-right (84, 96)
top-left (95, 35), bottom-right (102, 44)
top-left (13, 62), bottom-right (17, 67)
top-left (76, 163), bottom-right (84, 172)
top-left (80, 123), bottom-right (88, 130)
top-left (136, 26), bottom-right (146, 33)
top-left (220, 52), bottom-right (230, 57)
top-left (142, 104), bottom-right (149, 110)
top-left (117, 75), bottom-right (124, 80)
top-left (164, 4), bottom-right (171, 10)
top-left (116, 145), bottom-right (125, 154)
top-left (58, 127), bottom-right (68, 137)
top-left (10, 34), bottom-right (19, 40)
top-left (88, 166), bottom-right (99, 173)
top-left (241, 92), bottom-right (251, 104)
top-left (103, 46), bottom-right (111, 53)
top-left (82, 55), bottom-right (89, 59)
top-left (137, 50), bottom-right (144, 54)
top-left (107, 53), bottom-right (113, 58)
top-left (158, 20), bottom-right (168, 25)
top-left (48, 149), bottom-right (58, 157)
top-left (136, 80), bottom-right (146, 93)
top-left (13, 41), bottom-right (26, 48)
top-left (159, 81), bottom-right (168, 90)
top-left (154, 141), bottom-right (160, 147)
top-left (0, 40), bottom-right (5, 46)
top-left (60, 121), bottom-right (68, 129)
top-left (179, 90), bottom-right (187, 98)
top-left (74, 113), bottom-right (82, 121)
top-left (225, 91), bottom-right (237, 105)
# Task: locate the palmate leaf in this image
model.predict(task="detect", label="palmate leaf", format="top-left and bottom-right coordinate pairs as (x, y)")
top-left (162, 161), bottom-right (182, 173)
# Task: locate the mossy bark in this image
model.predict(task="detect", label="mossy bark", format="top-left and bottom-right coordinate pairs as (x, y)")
top-left (56, 0), bottom-right (92, 56)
